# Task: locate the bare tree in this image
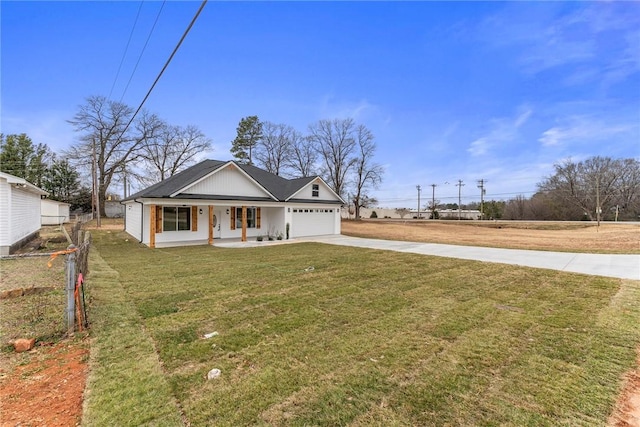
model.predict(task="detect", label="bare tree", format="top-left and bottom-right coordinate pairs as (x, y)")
top-left (351, 124), bottom-right (383, 220)
top-left (395, 208), bottom-right (410, 219)
top-left (503, 194), bottom-right (528, 220)
top-left (308, 118), bottom-right (357, 198)
top-left (538, 156), bottom-right (639, 221)
top-left (67, 95), bottom-right (163, 217)
top-left (616, 159), bottom-right (640, 219)
top-left (139, 124), bottom-right (212, 183)
top-left (255, 122), bottom-right (293, 176)
top-left (288, 134), bottom-right (317, 177)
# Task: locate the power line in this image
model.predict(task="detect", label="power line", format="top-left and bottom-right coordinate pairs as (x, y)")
top-left (118, 0), bottom-right (208, 141)
top-left (119, 1), bottom-right (167, 103)
top-left (375, 190), bottom-right (538, 204)
top-left (108, 1), bottom-right (144, 100)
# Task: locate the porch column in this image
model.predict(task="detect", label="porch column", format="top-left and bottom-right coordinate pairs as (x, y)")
top-left (208, 205), bottom-right (214, 245)
top-left (241, 205), bottom-right (247, 242)
top-left (149, 204), bottom-right (156, 248)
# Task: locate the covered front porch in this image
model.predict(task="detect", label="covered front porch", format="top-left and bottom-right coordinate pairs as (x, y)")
top-left (147, 203), bottom-right (288, 248)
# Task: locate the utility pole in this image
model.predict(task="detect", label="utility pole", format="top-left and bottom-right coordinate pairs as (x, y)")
top-left (596, 175), bottom-right (601, 228)
top-left (416, 185), bottom-right (422, 219)
top-left (456, 180), bottom-right (464, 220)
top-left (92, 138), bottom-right (101, 228)
top-left (477, 179), bottom-right (486, 220)
top-left (430, 184), bottom-right (437, 219)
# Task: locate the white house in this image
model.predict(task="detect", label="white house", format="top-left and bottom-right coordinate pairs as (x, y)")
top-left (122, 160), bottom-right (345, 248)
top-left (0, 172), bottom-right (48, 255)
top-left (41, 199), bottom-right (71, 225)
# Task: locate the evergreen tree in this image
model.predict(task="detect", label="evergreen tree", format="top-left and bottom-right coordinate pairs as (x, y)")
top-left (230, 116), bottom-right (262, 164)
top-left (44, 157), bottom-right (80, 203)
top-left (0, 133), bottom-right (51, 186)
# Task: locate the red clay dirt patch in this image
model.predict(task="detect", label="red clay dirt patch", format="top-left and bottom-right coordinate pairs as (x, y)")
top-left (0, 340), bottom-right (88, 427)
top-left (609, 348), bottom-right (640, 427)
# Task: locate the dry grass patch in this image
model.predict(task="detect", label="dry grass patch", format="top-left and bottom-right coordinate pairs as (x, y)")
top-left (342, 220), bottom-right (640, 253)
top-left (0, 256), bottom-right (66, 344)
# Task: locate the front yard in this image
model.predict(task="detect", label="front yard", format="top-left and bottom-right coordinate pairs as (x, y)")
top-left (82, 229), bottom-right (640, 426)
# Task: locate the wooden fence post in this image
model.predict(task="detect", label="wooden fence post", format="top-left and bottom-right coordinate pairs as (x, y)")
top-left (65, 244), bottom-right (77, 334)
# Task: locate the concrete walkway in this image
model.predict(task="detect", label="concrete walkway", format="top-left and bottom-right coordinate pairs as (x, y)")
top-left (303, 235), bottom-right (640, 281)
top-left (215, 235), bottom-right (629, 283)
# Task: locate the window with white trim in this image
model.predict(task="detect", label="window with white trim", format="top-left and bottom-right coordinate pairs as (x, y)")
top-left (312, 184), bottom-right (319, 197)
top-left (163, 206), bottom-right (191, 231)
top-left (235, 207), bottom-right (257, 228)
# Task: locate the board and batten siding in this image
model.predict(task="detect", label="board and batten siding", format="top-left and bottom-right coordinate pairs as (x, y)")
top-left (125, 202), bottom-right (143, 242)
top-left (183, 167), bottom-right (269, 198)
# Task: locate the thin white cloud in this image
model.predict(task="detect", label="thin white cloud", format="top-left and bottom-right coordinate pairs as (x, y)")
top-left (467, 105), bottom-right (533, 156)
top-left (318, 94), bottom-right (380, 122)
top-left (538, 115), bottom-right (635, 147)
top-left (468, 137), bottom-right (489, 156)
top-left (477, 2), bottom-right (640, 84)
top-left (514, 106), bottom-right (533, 128)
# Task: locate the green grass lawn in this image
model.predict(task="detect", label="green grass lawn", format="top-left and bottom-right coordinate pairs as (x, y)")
top-left (83, 230), bottom-right (640, 426)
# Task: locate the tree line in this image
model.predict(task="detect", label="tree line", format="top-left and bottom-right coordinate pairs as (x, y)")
top-left (507, 156), bottom-right (639, 221)
top-left (397, 156), bottom-right (638, 222)
top-left (1, 96), bottom-right (212, 216)
top-left (1, 96), bottom-right (383, 219)
top-left (230, 115), bottom-right (383, 219)
top-left (6, 94), bottom-right (633, 223)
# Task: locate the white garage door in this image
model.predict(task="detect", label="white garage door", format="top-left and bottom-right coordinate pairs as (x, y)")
top-left (291, 208), bottom-right (336, 237)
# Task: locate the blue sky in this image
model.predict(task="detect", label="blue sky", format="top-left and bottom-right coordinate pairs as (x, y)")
top-left (2, 1), bottom-right (639, 207)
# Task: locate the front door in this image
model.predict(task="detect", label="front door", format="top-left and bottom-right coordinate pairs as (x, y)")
top-left (213, 210), bottom-right (221, 239)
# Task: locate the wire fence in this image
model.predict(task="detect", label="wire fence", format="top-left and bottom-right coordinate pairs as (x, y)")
top-left (0, 217), bottom-right (93, 346)
top-left (48, 222), bottom-right (92, 334)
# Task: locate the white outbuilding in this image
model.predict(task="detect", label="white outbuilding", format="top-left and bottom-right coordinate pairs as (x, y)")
top-left (41, 198), bottom-right (71, 225)
top-left (0, 172), bottom-right (48, 255)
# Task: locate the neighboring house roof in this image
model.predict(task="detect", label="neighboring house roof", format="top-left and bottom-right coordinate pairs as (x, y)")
top-left (124, 160), bottom-right (344, 204)
top-left (0, 172), bottom-right (48, 196)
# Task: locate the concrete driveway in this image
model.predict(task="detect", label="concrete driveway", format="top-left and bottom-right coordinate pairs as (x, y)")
top-left (308, 235), bottom-right (640, 281)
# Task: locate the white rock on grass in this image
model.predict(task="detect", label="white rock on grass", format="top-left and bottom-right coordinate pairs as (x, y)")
top-left (203, 331), bottom-right (219, 339)
top-left (207, 368), bottom-right (222, 380)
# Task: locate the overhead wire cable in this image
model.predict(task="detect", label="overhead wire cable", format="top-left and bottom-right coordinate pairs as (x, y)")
top-left (119, 0), bottom-right (167, 103)
top-left (107, 1), bottom-right (144, 100)
top-left (117, 0), bottom-right (208, 142)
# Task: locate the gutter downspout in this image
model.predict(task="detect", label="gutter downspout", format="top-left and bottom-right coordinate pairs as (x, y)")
top-left (134, 199), bottom-right (144, 243)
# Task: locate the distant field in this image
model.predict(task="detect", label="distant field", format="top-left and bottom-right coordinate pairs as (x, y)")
top-left (341, 220), bottom-right (640, 253)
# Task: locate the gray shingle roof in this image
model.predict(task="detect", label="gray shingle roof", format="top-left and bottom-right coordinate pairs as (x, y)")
top-left (126, 160), bottom-right (226, 199)
top-left (124, 160), bottom-right (338, 203)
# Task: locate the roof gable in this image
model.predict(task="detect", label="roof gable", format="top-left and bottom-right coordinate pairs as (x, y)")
top-left (179, 162), bottom-right (276, 200)
top-left (287, 177), bottom-right (344, 203)
top-left (126, 160), bottom-right (226, 199)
